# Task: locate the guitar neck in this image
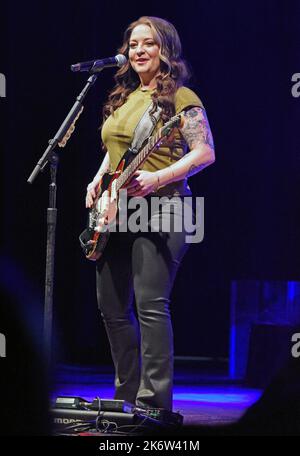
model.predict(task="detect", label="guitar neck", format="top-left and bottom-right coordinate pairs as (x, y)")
top-left (115, 128), bottom-right (164, 193)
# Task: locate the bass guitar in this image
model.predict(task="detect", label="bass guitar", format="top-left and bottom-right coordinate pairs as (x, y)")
top-left (79, 113), bottom-right (183, 261)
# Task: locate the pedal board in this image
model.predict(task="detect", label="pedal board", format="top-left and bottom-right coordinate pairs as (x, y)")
top-left (134, 406), bottom-right (183, 427)
top-left (54, 396), bottom-right (134, 413)
top-left (51, 396), bottom-right (183, 435)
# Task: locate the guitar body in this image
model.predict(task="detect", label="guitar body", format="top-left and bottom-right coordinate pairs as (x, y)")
top-left (79, 150), bottom-right (135, 261)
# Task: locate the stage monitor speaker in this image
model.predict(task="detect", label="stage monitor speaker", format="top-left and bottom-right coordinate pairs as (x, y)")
top-left (229, 280), bottom-right (300, 380)
top-left (246, 323), bottom-right (294, 388)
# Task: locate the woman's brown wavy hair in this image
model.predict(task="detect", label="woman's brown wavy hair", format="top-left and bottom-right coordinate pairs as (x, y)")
top-left (102, 16), bottom-right (191, 125)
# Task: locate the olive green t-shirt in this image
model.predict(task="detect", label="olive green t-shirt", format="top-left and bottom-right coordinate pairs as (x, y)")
top-left (101, 85), bottom-right (203, 196)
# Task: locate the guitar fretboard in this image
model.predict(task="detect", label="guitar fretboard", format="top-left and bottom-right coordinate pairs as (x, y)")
top-left (115, 115), bottom-right (180, 192)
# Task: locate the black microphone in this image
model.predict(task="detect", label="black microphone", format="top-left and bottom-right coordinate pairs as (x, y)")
top-left (71, 54), bottom-right (127, 73)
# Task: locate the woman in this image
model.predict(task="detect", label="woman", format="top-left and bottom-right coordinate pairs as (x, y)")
top-left (86, 16), bottom-right (215, 412)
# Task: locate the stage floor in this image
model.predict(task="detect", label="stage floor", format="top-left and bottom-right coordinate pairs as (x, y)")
top-left (52, 363), bottom-right (262, 430)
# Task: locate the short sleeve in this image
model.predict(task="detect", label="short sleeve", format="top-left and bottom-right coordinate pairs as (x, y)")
top-left (174, 86), bottom-right (204, 114)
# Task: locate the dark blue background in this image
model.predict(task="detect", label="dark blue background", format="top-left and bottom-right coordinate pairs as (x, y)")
top-left (1, 0), bottom-right (300, 365)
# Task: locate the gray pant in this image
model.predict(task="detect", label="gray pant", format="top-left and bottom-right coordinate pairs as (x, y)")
top-left (96, 196), bottom-right (193, 410)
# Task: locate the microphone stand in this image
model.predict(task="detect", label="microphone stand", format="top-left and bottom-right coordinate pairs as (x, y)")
top-left (27, 72), bottom-right (100, 371)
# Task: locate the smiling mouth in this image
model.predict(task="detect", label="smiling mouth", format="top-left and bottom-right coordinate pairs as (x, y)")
top-left (136, 59), bottom-right (149, 63)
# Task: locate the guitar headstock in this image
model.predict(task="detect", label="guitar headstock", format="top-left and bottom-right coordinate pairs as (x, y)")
top-left (58, 106), bottom-right (84, 148)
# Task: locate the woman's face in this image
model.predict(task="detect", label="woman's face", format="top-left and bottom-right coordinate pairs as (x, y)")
top-left (128, 24), bottom-right (160, 83)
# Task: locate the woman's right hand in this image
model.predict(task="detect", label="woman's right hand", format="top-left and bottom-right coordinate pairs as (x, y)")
top-left (85, 180), bottom-right (101, 208)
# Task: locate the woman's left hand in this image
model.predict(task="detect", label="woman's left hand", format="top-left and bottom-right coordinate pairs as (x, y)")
top-left (124, 170), bottom-right (159, 197)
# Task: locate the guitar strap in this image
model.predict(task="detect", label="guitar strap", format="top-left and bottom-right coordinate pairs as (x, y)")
top-left (128, 102), bottom-right (162, 155)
